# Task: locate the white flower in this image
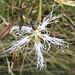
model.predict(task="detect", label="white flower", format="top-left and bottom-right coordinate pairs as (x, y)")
top-left (6, 9), bottom-right (69, 70)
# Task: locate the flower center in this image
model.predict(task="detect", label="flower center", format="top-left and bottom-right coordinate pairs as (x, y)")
top-left (33, 30), bottom-right (40, 39)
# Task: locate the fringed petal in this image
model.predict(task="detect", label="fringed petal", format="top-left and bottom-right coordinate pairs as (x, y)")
top-left (39, 34), bottom-right (69, 50)
top-left (6, 36), bottom-right (31, 53)
top-left (10, 26), bottom-right (33, 34)
top-left (34, 43), bottom-right (46, 70)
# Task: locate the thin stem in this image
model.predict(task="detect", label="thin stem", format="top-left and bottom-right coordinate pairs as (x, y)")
top-left (19, 52), bottom-right (26, 75)
top-left (37, 0), bottom-right (42, 23)
top-left (28, 0), bottom-right (37, 16)
top-left (0, 40), bottom-right (15, 75)
top-left (44, 0), bottom-right (50, 12)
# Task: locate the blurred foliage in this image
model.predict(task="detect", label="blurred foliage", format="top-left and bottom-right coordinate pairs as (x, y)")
top-left (0, 0), bottom-right (75, 75)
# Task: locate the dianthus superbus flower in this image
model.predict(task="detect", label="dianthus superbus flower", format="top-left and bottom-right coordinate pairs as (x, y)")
top-left (6, 9), bottom-right (69, 70)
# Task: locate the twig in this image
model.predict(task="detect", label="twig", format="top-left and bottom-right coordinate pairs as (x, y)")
top-left (0, 17), bottom-right (17, 39)
top-left (0, 15), bottom-right (9, 25)
top-left (28, 0), bottom-right (37, 16)
top-left (63, 12), bottom-right (75, 31)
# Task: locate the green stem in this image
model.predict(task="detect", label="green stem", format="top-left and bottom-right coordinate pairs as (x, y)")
top-left (28, 0), bottom-right (37, 16)
top-left (37, 0), bottom-right (42, 22)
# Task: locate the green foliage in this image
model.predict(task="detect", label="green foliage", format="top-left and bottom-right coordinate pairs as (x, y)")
top-left (0, 0), bottom-right (75, 75)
